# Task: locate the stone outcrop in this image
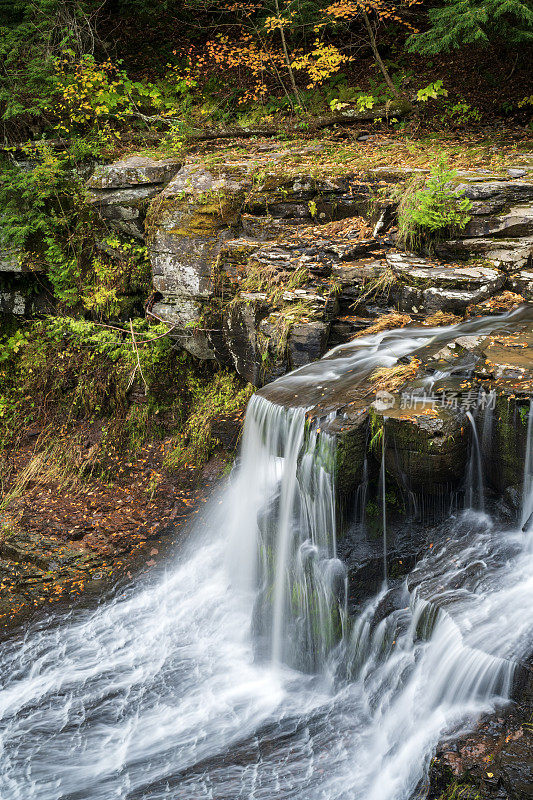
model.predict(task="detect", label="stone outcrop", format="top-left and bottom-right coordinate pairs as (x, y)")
top-left (86, 155), bottom-right (182, 239)
top-left (387, 252), bottom-right (506, 314)
top-left (145, 162), bottom-right (247, 358)
top-left (0, 225), bottom-right (47, 316)
top-left (127, 151), bottom-right (532, 385)
top-left (7, 144), bottom-right (532, 374)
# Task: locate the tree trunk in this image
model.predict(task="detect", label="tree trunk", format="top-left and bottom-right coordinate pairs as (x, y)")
top-left (274, 0), bottom-right (304, 109)
top-left (360, 7), bottom-right (404, 102)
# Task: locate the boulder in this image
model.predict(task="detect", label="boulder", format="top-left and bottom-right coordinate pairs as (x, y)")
top-left (437, 236), bottom-right (533, 271)
top-left (86, 155), bottom-right (182, 239)
top-left (0, 289), bottom-right (28, 315)
top-left (509, 269), bottom-right (533, 299)
top-left (87, 155), bottom-right (182, 190)
top-left (147, 163), bottom-right (246, 299)
top-left (0, 248), bottom-right (22, 272)
top-left (150, 297), bottom-right (215, 360)
top-left (456, 179), bottom-right (533, 205)
top-left (463, 203), bottom-right (533, 239)
top-left (87, 185), bottom-right (159, 239)
top-left (222, 299), bottom-right (265, 384)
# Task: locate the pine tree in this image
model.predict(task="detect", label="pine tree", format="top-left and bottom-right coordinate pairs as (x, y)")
top-left (407, 0), bottom-right (533, 53)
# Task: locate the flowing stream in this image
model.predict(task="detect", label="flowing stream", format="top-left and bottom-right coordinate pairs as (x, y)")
top-left (0, 308), bottom-right (532, 800)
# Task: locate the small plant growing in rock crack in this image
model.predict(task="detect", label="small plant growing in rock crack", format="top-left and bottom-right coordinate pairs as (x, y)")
top-left (369, 414), bottom-right (384, 454)
top-left (397, 160), bottom-right (472, 253)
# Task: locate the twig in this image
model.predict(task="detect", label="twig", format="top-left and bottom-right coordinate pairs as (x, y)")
top-left (91, 319), bottom-right (177, 343)
top-left (129, 319), bottom-right (148, 395)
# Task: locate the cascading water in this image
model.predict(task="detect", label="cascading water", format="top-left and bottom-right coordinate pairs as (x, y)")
top-left (0, 307), bottom-right (532, 800)
top-left (238, 396), bottom-right (346, 671)
top-left (380, 435), bottom-right (388, 586)
top-left (466, 409), bottom-right (485, 511)
top-left (353, 456), bottom-right (368, 529)
top-left (522, 400), bottom-right (533, 534)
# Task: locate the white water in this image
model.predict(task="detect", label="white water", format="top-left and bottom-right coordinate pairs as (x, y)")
top-left (522, 400), bottom-right (533, 533)
top-left (380, 437), bottom-right (388, 586)
top-left (0, 308), bottom-right (532, 800)
top-left (466, 410), bottom-right (485, 511)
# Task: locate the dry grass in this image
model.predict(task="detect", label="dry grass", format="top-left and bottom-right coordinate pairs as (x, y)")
top-left (352, 266), bottom-right (397, 311)
top-left (298, 215), bottom-right (373, 240)
top-left (422, 310), bottom-right (462, 326)
top-left (369, 359), bottom-right (421, 393)
top-left (352, 312), bottom-right (412, 339)
top-left (0, 434), bottom-right (95, 514)
top-left (235, 261), bottom-right (309, 307)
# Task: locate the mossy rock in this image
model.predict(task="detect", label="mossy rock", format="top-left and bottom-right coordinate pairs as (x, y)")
top-left (324, 410), bottom-right (368, 499)
top-left (146, 162), bottom-right (248, 302)
top-left (375, 405), bottom-right (469, 494)
top-left (485, 394), bottom-right (530, 496)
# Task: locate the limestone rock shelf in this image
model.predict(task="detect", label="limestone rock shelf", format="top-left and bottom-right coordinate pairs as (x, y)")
top-left (2, 147), bottom-right (532, 373)
top-left (259, 308), bottom-right (533, 525)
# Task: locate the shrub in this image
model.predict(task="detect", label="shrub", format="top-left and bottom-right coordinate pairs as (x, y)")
top-left (164, 372), bottom-right (253, 472)
top-left (397, 161), bottom-right (472, 252)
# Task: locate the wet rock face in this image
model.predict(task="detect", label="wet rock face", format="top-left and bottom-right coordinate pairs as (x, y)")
top-left (428, 699), bottom-right (533, 800)
top-left (382, 406), bottom-right (469, 494)
top-left (262, 313), bottom-right (533, 537)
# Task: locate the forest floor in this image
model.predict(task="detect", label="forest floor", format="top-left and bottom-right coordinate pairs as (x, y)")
top-left (0, 425), bottom-right (230, 632)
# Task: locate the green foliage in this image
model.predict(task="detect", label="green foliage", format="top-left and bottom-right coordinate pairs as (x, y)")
top-left (0, 0), bottom-right (93, 139)
top-left (417, 80), bottom-right (448, 102)
top-left (0, 143), bottom-right (97, 304)
top-left (52, 53), bottom-right (178, 138)
top-left (408, 0), bottom-right (533, 54)
top-left (397, 160), bottom-right (472, 252)
top-left (369, 413), bottom-right (384, 454)
top-left (0, 145), bottom-right (151, 315)
top-left (0, 315), bottom-right (253, 473)
top-left (0, 317), bottom-right (180, 438)
top-left (442, 99), bottom-right (482, 126)
top-left (163, 371), bottom-right (253, 472)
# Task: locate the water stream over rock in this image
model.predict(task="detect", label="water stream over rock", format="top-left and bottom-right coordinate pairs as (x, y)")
top-left (0, 308), bottom-right (532, 799)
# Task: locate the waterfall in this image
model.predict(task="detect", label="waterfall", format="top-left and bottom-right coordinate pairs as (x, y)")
top-left (354, 456), bottom-right (369, 528)
top-left (380, 435), bottom-right (388, 586)
top-left (481, 388), bottom-right (495, 461)
top-left (466, 410), bottom-right (485, 511)
top-left (0, 306), bottom-right (531, 800)
top-left (237, 395), bottom-right (346, 671)
top-left (522, 400), bottom-right (533, 534)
